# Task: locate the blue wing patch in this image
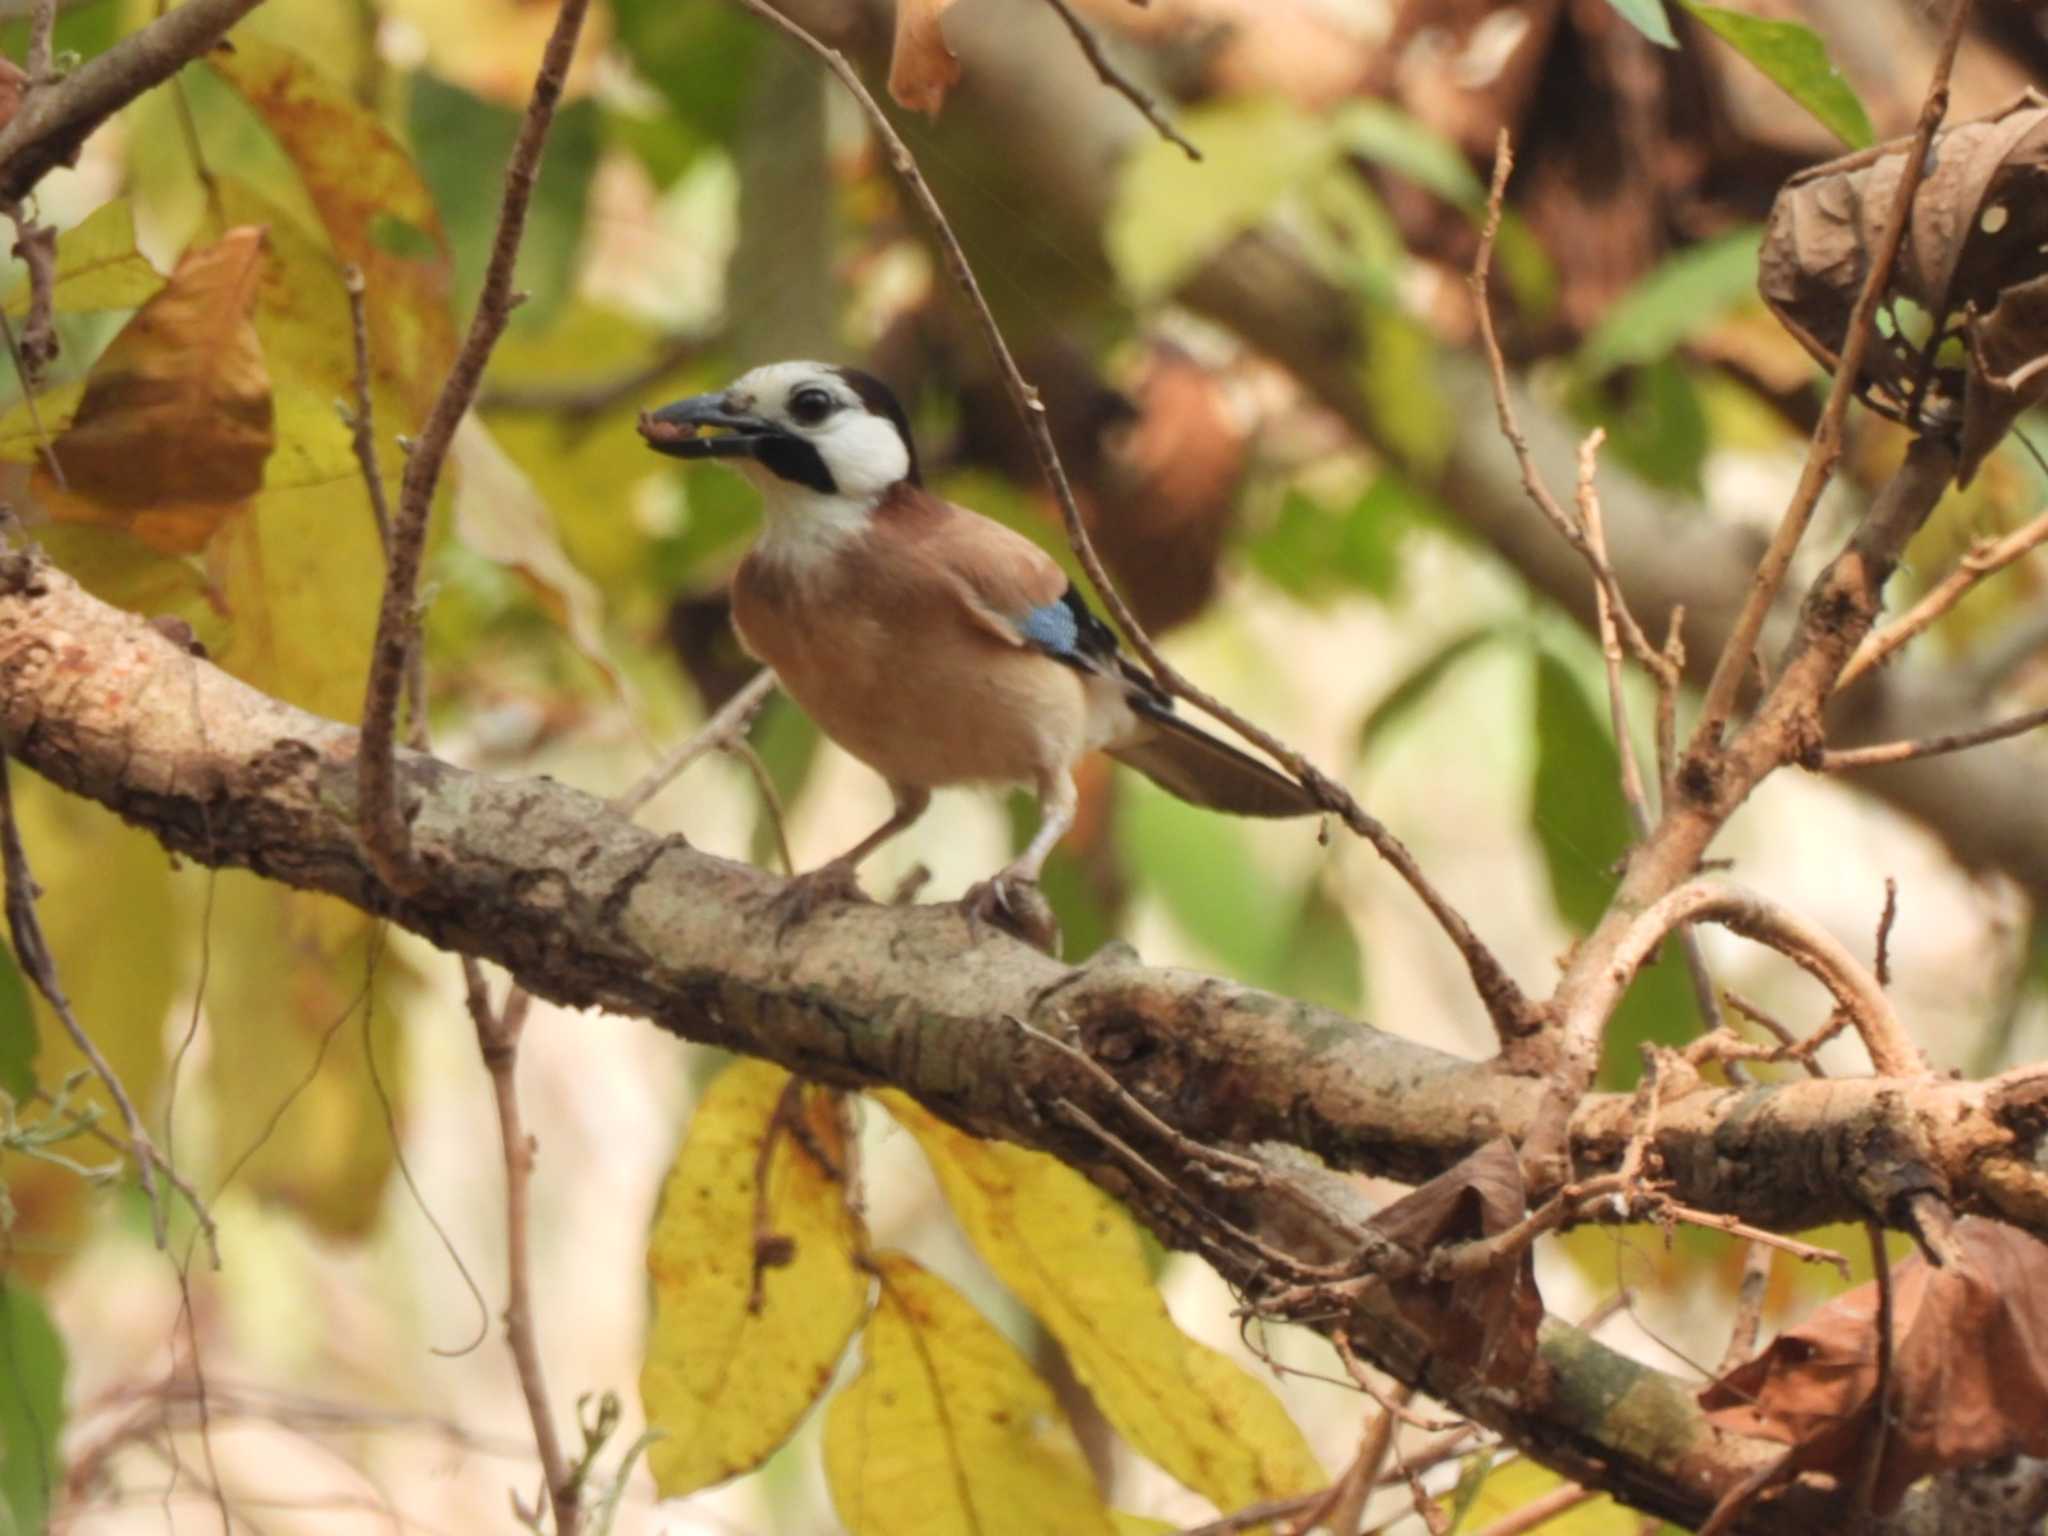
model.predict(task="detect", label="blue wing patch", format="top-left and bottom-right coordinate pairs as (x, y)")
top-left (1017, 596), bottom-right (1082, 660)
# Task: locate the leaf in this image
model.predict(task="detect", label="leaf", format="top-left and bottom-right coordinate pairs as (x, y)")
top-left (1578, 227), bottom-right (1764, 378)
top-left (888, 0), bottom-right (962, 115)
top-left (0, 1278), bottom-right (64, 1536)
top-left (1357, 626), bottom-right (1505, 760)
top-left (211, 35), bottom-right (458, 424)
top-left (1245, 481), bottom-right (1406, 606)
top-left (641, 1059), bottom-right (867, 1497)
top-left (0, 198), bottom-right (163, 316)
top-left (1530, 648), bottom-right (1695, 1084)
top-left (1441, 1457), bottom-right (1636, 1535)
top-left (409, 74), bottom-right (596, 330)
top-left (886, 1095), bottom-right (1325, 1512)
top-left (450, 417), bottom-right (635, 705)
top-left (1110, 98), bottom-right (1337, 304)
top-left (824, 1251), bottom-right (1116, 1536)
top-left (1333, 101), bottom-right (1486, 210)
top-left (608, 0), bottom-right (768, 163)
top-left (203, 880), bottom-right (416, 1235)
top-left (1115, 774), bottom-right (1288, 983)
top-left (1677, 3), bottom-right (1873, 150)
top-left (1601, 0), bottom-right (1676, 48)
top-left (1569, 355), bottom-right (1709, 497)
top-left (36, 226), bottom-right (274, 555)
top-left (1360, 299), bottom-right (1451, 473)
top-left (1702, 1218), bottom-right (2048, 1516)
top-left (0, 943), bottom-right (34, 1103)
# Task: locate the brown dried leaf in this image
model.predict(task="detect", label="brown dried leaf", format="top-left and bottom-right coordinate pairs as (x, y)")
top-left (888, 0), bottom-right (961, 115)
top-left (1367, 1138), bottom-right (1542, 1388)
top-left (40, 227), bottom-right (274, 555)
top-left (1701, 1218), bottom-right (2048, 1515)
top-left (1759, 91), bottom-right (2048, 483)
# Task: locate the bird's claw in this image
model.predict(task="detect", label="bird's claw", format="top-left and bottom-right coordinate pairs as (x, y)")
top-left (960, 873), bottom-right (1061, 955)
top-left (767, 860), bottom-right (871, 942)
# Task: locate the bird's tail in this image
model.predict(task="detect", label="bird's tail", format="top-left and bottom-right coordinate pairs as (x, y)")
top-left (1108, 700), bottom-right (1323, 818)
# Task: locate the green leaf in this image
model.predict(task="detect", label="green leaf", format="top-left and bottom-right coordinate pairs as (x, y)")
top-left (1246, 484), bottom-right (1404, 605)
top-left (0, 199), bottom-right (162, 318)
top-left (1530, 648), bottom-right (1695, 1083)
top-left (409, 74), bottom-right (598, 330)
top-left (0, 945), bottom-right (34, 1104)
top-left (0, 1278), bottom-right (65, 1536)
top-left (1116, 775), bottom-right (1288, 983)
top-left (1602, 0), bottom-right (1677, 47)
top-left (1358, 627), bottom-right (1504, 760)
top-left (1579, 227), bottom-right (1763, 378)
top-left (1678, 2), bottom-right (1874, 149)
top-left (1570, 355), bottom-right (1709, 497)
top-left (1281, 882), bottom-right (1364, 1015)
top-left (611, 0), bottom-right (769, 160)
top-left (1109, 97), bottom-right (1338, 303)
top-left (1360, 299), bottom-right (1450, 473)
top-left (1333, 101), bottom-right (1486, 210)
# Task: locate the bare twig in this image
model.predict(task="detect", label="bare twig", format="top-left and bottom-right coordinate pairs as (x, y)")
top-left (1716, 1242), bottom-right (1774, 1376)
top-left (341, 265), bottom-right (427, 752)
top-left (24, 0), bottom-right (54, 83)
top-left (1840, 501), bottom-right (2048, 690)
top-left (1175, 1492), bottom-right (1323, 1536)
top-left (1852, 1222), bottom-right (1896, 1527)
top-left (1468, 1483), bottom-right (1597, 1536)
top-left (1036, 0), bottom-right (1200, 161)
top-left (1555, 877), bottom-right (1923, 1084)
top-left (358, 0), bottom-right (593, 894)
top-left (614, 668), bottom-right (776, 817)
top-left (723, 0), bottom-right (1537, 1046)
top-left (1874, 877), bottom-right (1897, 989)
top-left (460, 959), bottom-right (578, 1536)
top-left (0, 0), bottom-right (270, 200)
top-left (1817, 702), bottom-right (2048, 771)
top-left (6, 211), bottom-right (57, 386)
top-left (1689, 0), bottom-right (1975, 747)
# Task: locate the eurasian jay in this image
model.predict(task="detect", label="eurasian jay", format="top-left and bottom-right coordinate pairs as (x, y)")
top-left (640, 361), bottom-right (1318, 932)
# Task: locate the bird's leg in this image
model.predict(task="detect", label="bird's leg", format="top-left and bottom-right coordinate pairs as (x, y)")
top-left (770, 783), bottom-right (931, 937)
top-left (962, 772), bottom-right (1075, 952)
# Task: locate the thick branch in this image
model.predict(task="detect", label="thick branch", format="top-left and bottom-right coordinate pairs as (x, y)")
top-left (7, 553), bottom-right (2045, 1530)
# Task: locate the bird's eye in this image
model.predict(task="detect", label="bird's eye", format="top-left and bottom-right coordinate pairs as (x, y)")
top-left (789, 385), bottom-right (836, 426)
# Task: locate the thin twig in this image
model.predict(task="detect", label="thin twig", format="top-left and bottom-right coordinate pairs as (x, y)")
top-left (460, 958), bottom-right (578, 1536)
top-left (1036, 0), bottom-right (1200, 161)
top-left (1174, 1492), bottom-right (1323, 1536)
top-left (1716, 1242), bottom-right (1774, 1375)
top-left (616, 668), bottom-right (778, 819)
top-left (1816, 702), bottom-right (2048, 770)
top-left (1468, 1483), bottom-right (1596, 1536)
top-left (1874, 877), bottom-right (1897, 989)
top-left (341, 265), bottom-right (426, 751)
top-left (1839, 501), bottom-right (2048, 690)
top-left (1689, 0), bottom-right (1975, 747)
top-left (1852, 1222), bottom-right (1896, 1527)
top-left (0, 750), bottom-right (173, 1247)
top-left (1554, 876), bottom-right (1923, 1081)
top-left (6, 210), bottom-right (57, 386)
top-left (358, 0), bottom-right (593, 894)
top-left (25, 0), bottom-right (54, 84)
top-left (723, 0), bottom-right (1537, 1044)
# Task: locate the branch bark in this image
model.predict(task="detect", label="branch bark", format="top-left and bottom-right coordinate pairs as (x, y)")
top-left (9, 549), bottom-right (2048, 1529)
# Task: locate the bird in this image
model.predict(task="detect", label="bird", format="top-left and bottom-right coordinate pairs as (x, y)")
top-left (639, 360), bottom-right (1320, 940)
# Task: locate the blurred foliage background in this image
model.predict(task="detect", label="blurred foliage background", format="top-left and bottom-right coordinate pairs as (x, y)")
top-left (2, 0), bottom-right (2048, 1530)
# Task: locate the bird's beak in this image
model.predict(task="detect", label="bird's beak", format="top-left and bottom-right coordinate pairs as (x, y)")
top-left (638, 394), bottom-right (783, 461)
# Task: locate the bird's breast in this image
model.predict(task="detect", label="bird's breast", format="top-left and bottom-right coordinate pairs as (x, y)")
top-left (730, 538), bottom-right (1090, 789)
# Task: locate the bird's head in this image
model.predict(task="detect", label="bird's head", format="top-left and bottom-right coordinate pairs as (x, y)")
top-left (640, 361), bottom-right (921, 506)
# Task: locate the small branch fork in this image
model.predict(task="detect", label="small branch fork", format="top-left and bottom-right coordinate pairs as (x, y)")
top-left (356, 0), bottom-right (594, 896)
top-left (1688, 0), bottom-right (1974, 748)
top-left (728, 0), bottom-right (1538, 1045)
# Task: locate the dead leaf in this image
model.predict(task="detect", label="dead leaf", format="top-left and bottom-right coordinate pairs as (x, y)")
top-left (1701, 1217), bottom-right (2048, 1516)
top-left (39, 227), bottom-right (274, 555)
top-left (1759, 90), bottom-right (2048, 483)
top-left (889, 0), bottom-right (961, 115)
top-left (1367, 1138), bottom-right (1542, 1388)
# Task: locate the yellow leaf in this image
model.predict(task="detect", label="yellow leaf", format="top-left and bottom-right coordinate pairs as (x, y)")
top-left (1, 779), bottom-right (187, 1278)
top-left (641, 1060), bottom-right (868, 1497)
top-left (825, 1251), bottom-right (1116, 1536)
top-left (39, 227), bottom-right (274, 554)
top-left (883, 1094), bottom-right (1323, 1510)
top-left (203, 880), bottom-right (414, 1236)
top-left (1444, 1457), bottom-right (1635, 1535)
top-left (210, 36), bottom-right (458, 424)
top-left (1, 198), bottom-right (164, 316)
top-left (888, 0), bottom-right (961, 115)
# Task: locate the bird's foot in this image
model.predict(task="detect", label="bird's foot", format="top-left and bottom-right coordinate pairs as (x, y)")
top-left (960, 871), bottom-right (1061, 955)
top-left (766, 859), bottom-right (871, 941)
